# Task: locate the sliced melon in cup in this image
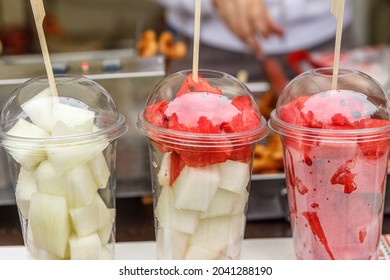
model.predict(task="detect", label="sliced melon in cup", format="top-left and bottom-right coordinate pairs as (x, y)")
top-left (28, 192), bottom-right (71, 258)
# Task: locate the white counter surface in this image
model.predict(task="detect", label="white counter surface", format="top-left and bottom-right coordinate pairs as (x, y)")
top-left (0, 238), bottom-right (294, 260)
top-left (1, 236), bottom-right (389, 260)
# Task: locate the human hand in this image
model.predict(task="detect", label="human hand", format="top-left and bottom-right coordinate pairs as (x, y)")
top-left (213, 0), bottom-right (284, 57)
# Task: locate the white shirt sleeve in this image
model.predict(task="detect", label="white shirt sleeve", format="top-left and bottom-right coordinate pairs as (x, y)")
top-left (154, 0), bottom-right (216, 17)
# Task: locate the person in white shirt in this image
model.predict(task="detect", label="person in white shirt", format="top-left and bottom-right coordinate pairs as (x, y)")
top-left (154, 0), bottom-right (355, 81)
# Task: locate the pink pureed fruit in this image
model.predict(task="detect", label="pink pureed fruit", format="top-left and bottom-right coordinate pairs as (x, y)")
top-left (269, 68), bottom-right (390, 260)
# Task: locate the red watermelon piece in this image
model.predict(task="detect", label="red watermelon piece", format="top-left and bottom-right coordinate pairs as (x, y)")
top-left (177, 146), bottom-right (231, 167)
top-left (354, 119), bottom-right (390, 159)
top-left (144, 100), bottom-right (168, 128)
top-left (169, 151), bottom-right (185, 185)
top-left (176, 75), bottom-right (222, 97)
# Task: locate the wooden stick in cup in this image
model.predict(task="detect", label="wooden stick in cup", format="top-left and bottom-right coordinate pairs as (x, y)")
top-left (192, 0), bottom-right (202, 83)
top-left (331, 0), bottom-right (345, 90)
top-left (30, 0), bottom-right (58, 98)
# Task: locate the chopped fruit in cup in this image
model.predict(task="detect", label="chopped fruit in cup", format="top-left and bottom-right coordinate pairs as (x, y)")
top-left (1, 76), bottom-right (126, 260)
top-left (138, 70), bottom-right (267, 259)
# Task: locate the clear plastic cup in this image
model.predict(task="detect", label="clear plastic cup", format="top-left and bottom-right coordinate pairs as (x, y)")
top-left (137, 69), bottom-right (268, 259)
top-left (0, 75), bottom-right (127, 260)
top-left (269, 67), bottom-right (390, 259)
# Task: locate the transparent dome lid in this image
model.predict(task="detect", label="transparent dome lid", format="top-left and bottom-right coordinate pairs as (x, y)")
top-left (269, 67), bottom-right (390, 141)
top-left (0, 75), bottom-right (127, 147)
top-left (137, 69), bottom-right (268, 147)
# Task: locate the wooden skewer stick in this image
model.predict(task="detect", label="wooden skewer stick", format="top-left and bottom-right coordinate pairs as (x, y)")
top-left (192, 0), bottom-right (202, 83)
top-left (330, 0), bottom-right (345, 90)
top-left (30, 0), bottom-right (58, 97)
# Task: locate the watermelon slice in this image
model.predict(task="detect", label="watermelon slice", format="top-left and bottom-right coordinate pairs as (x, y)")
top-left (169, 151), bottom-right (185, 185)
top-left (354, 119), bottom-right (390, 159)
top-left (177, 75), bottom-right (222, 97)
top-left (144, 100), bottom-right (169, 128)
top-left (144, 73), bottom-right (263, 167)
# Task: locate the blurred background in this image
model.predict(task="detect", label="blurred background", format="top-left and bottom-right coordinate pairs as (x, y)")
top-left (0, 0), bottom-right (388, 55)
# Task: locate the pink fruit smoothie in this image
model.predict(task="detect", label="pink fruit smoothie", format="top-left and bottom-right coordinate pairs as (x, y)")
top-left (278, 89), bottom-right (390, 259)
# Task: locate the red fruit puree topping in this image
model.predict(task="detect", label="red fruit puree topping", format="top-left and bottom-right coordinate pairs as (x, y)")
top-left (144, 75), bottom-right (261, 169)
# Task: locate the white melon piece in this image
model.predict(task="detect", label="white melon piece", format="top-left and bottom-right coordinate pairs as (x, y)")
top-left (173, 165), bottom-right (220, 211)
top-left (231, 187), bottom-right (249, 215)
top-left (185, 245), bottom-right (220, 260)
top-left (46, 137), bottom-right (108, 173)
top-left (29, 244), bottom-right (63, 260)
top-left (69, 194), bottom-right (112, 237)
top-left (88, 152), bottom-right (110, 189)
top-left (35, 160), bottom-right (68, 197)
top-left (200, 188), bottom-right (238, 218)
top-left (51, 102), bottom-right (95, 136)
top-left (100, 247), bottom-right (114, 260)
top-left (21, 87), bottom-right (54, 132)
top-left (157, 152), bottom-right (171, 187)
top-left (156, 226), bottom-right (190, 259)
top-left (5, 119), bottom-right (49, 169)
top-left (218, 160), bottom-right (250, 193)
top-left (65, 164), bottom-right (98, 208)
top-left (15, 167), bottom-right (37, 218)
top-left (69, 232), bottom-right (101, 260)
top-left (155, 185), bottom-right (199, 234)
top-left (98, 208), bottom-right (115, 246)
top-left (28, 192), bottom-right (71, 258)
top-left (224, 214), bottom-right (246, 259)
top-left (189, 214), bottom-right (245, 253)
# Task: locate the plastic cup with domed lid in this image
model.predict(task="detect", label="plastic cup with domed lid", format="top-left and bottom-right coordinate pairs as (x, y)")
top-left (0, 75), bottom-right (127, 259)
top-left (136, 69), bottom-right (268, 260)
top-left (269, 67), bottom-right (390, 260)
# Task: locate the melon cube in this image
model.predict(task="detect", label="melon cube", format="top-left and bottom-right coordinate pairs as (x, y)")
top-left (35, 160), bottom-right (69, 197)
top-left (21, 87), bottom-right (54, 132)
top-left (98, 208), bottom-right (115, 246)
top-left (173, 164), bottom-right (220, 211)
top-left (231, 187), bottom-right (249, 215)
top-left (189, 214), bottom-right (245, 253)
top-left (65, 164), bottom-right (98, 208)
top-left (69, 232), bottom-right (101, 260)
top-left (88, 152), bottom-right (110, 189)
top-left (185, 245), bottom-right (220, 260)
top-left (218, 160), bottom-right (250, 193)
top-left (155, 185), bottom-right (200, 234)
top-left (46, 137), bottom-right (108, 173)
top-left (157, 152), bottom-right (171, 187)
top-left (5, 119), bottom-right (49, 169)
top-left (200, 188), bottom-right (238, 218)
top-left (51, 103), bottom-right (95, 136)
top-left (28, 192), bottom-right (71, 258)
top-left (29, 244), bottom-right (64, 260)
top-left (156, 226), bottom-right (190, 259)
top-left (100, 247), bottom-right (114, 260)
top-left (69, 194), bottom-right (112, 237)
top-left (224, 214), bottom-right (246, 259)
top-left (15, 167), bottom-right (37, 218)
